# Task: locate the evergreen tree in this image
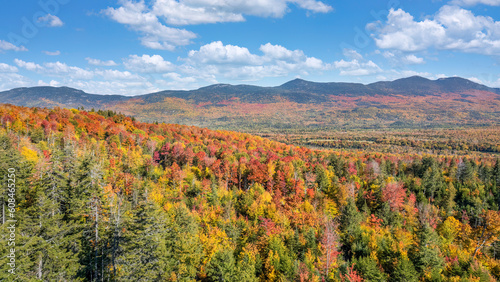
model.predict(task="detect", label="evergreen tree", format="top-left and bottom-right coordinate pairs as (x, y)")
top-left (340, 199), bottom-right (364, 261)
top-left (391, 258), bottom-right (418, 282)
top-left (67, 155), bottom-right (108, 281)
top-left (206, 248), bottom-right (237, 281)
top-left (164, 204), bottom-right (202, 280)
top-left (354, 256), bottom-right (387, 281)
top-left (409, 224), bottom-right (444, 279)
top-left (115, 195), bottom-right (168, 281)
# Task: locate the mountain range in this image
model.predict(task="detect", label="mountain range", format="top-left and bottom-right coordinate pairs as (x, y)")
top-left (2, 76), bottom-right (500, 130)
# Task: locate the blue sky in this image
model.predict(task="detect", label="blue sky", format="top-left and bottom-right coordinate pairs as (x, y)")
top-left (1, 0), bottom-right (500, 95)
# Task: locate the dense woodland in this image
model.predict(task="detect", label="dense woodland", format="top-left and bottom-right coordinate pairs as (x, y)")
top-left (0, 104), bottom-right (500, 281)
top-left (261, 127), bottom-right (500, 155)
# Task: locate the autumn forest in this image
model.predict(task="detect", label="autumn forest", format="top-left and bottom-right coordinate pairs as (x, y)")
top-left (0, 103), bottom-right (499, 281)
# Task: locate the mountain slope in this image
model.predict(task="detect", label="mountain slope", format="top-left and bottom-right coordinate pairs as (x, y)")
top-left (0, 86), bottom-right (130, 109)
top-left (1, 76), bottom-right (499, 130)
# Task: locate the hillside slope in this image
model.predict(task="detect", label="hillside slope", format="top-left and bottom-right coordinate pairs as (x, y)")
top-left (0, 104), bottom-right (499, 281)
top-left (1, 76), bottom-right (499, 130)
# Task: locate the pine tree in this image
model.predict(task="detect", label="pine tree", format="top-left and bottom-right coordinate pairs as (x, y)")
top-left (206, 248), bottom-right (237, 281)
top-left (340, 199), bottom-right (364, 261)
top-left (409, 224), bottom-right (444, 279)
top-left (115, 194), bottom-right (168, 281)
top-left (164, 204), bottom-right (202, 280)
top-left (391, 258), bottom-right (418, 282)
top-left (67, 154), bottom-right (108, 281)
top-left (354, 256), bottom-right (387, 281)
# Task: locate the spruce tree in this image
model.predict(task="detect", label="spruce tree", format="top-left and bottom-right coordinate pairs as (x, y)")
top-left (115, 194), bottom-right (168, 281)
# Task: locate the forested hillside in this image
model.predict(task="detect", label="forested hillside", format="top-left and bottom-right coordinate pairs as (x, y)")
top-left (0, 104), bottom-right (500, 281)
top-left (2, 76), bottom-right (500, 131)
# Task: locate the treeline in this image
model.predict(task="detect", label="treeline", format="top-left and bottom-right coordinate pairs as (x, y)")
top-left (305, 138), bottom-right (500, 153)
top-left (0, 104), bottom-right (499, 281)
top-left (262, 128), bottom-right (500, 155)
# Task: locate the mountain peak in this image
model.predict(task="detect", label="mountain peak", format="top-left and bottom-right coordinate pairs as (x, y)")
top-left (279, 78), bottom-right (312, 88)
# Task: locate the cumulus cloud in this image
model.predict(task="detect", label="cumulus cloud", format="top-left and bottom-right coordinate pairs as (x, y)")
top-left (64, 79), bottom-right (160, 95)
top-left (0, 73), bottom-right (32, 90)
top-left (124, 54), bottom-right (175, 73)
top-left (11, 59), bottom-right (154, 95)
top-left (6, 41), bottom-right (331, 93)
top-left (403, 54), bottom-right (424, 64)
top-left (450, 0), bottom-right (500, 6)
top-left (333, 49), bottom-right (382, 76)
top-left (45, 62), bottom-right (95, 79)
top-left (104, 1), bottom-right (197, 50)
top-left (334, 59), bottom-right (382, 76)
top-left (14, 59), bottom-right (44, 72)
top-left (86, 57), bottom-right (118, 66)
top-left (0, 40), bottom-right (27, 52)
top-left (188, 41), bottom-right (262, 65)
top-left (37, 14), bottom-right (64, 27)
top-left (151, 0), bottom-right (332, 25)
top-left (157, 72), bottom-right (199, 89)
top-left (260, 43), bottom-right (306, 62)
top-left (186, 41), bottom-right (329, 80)
top-left (43, 50), bottom-right (61, 56)
top-left (370, 5), bottom-right (500, 55)
top-left (0, 63), bottom-right (18, 73)
top-left (37, 80), bottom-right (61, 87)
top-left (94, 69), bottom-right (145, 80)
top-left (103, 0), bottom-right (332, 49)
top-left (343, 49), bottom-right (364, 60)
top-left (467, 76), bottom-right (484, 84)
top-left (151, 0), bottom-right (245, 25)
top-left (15, 59), bottom-right (94, 80)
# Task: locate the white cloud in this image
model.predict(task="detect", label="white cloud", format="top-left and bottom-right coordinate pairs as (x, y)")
top-left (7, 41), bottom-right (331, 93)
top-left (450, 0), bottom-right (500, 6)
top-left (104, 1), bottom-right (196, 50)
top-left (151, 0), bottom-right (244, 25)
top-left (0, 73), bottom-right (32, 90)
top-left (343, 48), bottom-right (364, 60)
top-left (44, 61), bottom-right (95, 79)
top-left (403, 54), bottom-right (425, 64)
top-left (260, 43), bottom-right (305, 62)
top-left (370, 5), bottom-right (500, 55)
top-left (304, 57), bottom-right (324, 69)
top-left (43, 50), bottom-right (61, 56)
top-left (15, 59), bottom-right (94, 80)
top-left (382, 51), bottom-right (395, 59)
top-left (186, 41), bottom-right (329, 80)
top-left (37, 80), bottom-right (61, 87)
top-left (0, 63), bottom-right (18, 73)
top-left (379, 50), bottom-right (425, 65)
top-left (0, 40), bottom-right (27, 52)
top-left (163, 72), bottom-right (196, 83)
top-left (104, 0), bottom-right (332, 49)
top-left (37, 14), bottom-right (64, 27)
top-left (158, 72), bottom-right (199, 89)
top-left (124, 54), bottom-right (175, 73)
top-left (382, 70), bottom-right (448, 81)
top-left (14, 59), bottom-right (44, 72)
top-left (63, 79), bottom-right (160, 95)
top-left (292, 0), bottom-right (333, 13)
top-left (94, 69), bottom-right (145, 80)
top-left (334, 59), bottom-right (382, 76)
top-left (151, 0), bottom-right (332, 25)
top-left (467, 76), bottom-right (483, 84)
top-left (188, 41), bottom-right (262, 65)
top-left (86, 57), bottom-right (118, 66)
top-left (334, 51), bottom-right (382, 76)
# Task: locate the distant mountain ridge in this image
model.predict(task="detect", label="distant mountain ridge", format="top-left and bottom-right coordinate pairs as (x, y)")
top-left (0, 86), bottom-right (129, 109)
top-left (1, 76), bottom-right (499, 130)
top-left (2, 76), bottom-right (499, 108)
